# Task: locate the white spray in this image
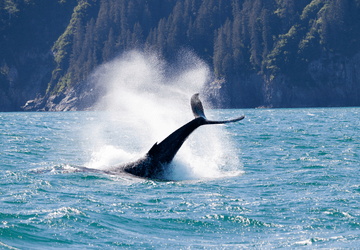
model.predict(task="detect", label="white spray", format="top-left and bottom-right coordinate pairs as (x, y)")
top-left (83, 50), bottom-right (243, 180)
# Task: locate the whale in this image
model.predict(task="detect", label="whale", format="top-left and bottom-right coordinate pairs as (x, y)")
top-left (77, 93), bottom-right (245, 180)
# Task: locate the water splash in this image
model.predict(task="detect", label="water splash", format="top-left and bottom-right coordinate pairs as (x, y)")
top-left (84, 50), bottom-right (242, 180)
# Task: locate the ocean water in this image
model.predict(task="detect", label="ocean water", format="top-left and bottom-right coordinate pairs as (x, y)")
top-left (1, 108), bottom-right (360, 249)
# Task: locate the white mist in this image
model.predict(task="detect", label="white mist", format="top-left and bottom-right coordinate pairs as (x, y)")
top-left (83, 50), bottom-right (243, 180)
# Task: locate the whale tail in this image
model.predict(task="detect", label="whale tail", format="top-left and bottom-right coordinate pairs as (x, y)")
top-left (191, 93), bottom-right (245, 124)
top-left (147, 93), bottom-right (245, 165)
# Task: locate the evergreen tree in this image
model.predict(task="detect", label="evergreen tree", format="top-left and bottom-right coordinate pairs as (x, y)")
top-left (102, 27), bottom-right (115, 62)
top-left (249, 0), bottom-right (262, 69)
top-left (214, 27), bottom-right (225, 76)
top-left (279, 0), bottom-right (296, 33)
top-left (131, 22), bottom-right (143, 48)
top-left (261, 8), bottom-right (272, 72)
top-left (231, 12), bottom-right (245, 74)
top-left (322, 0), bottom-right (351, 54)
top-left (156, 18), bottom-right (167, 55)
top-left (80, 18), bottom-right (96, 80)
top-left (85, 46), bottom-right (97, 79)
top-left (117, 0), bottom-right (129, 51)
top-left (69, 18), bottom-right (85, 84)
top-left (70, 18), bottom-right (84, 71)
top-left (95, 0), bottom-right (110, 44)
top-left (214, 18), bottom-right (232, 77)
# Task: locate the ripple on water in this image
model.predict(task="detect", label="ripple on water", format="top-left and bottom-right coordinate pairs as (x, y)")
top-left (1, 108), bottom-right (360, 248)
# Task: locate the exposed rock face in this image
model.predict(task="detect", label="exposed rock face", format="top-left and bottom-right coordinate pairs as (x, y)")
top-left (306, 53), bottom-right (360, 107)
top-left (221, 52), bottom-right (360, 109)
top-left (202, 78), bottom-right (231, 108)
top-left (20, 51), bottom-right (360, 111)
top-left (1, 51), bottom-right (53, 111)
top-left (23, 76), bottom-right (105, 111)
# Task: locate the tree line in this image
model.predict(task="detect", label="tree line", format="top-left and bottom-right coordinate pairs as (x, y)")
top-left (49, 0), bottom-right (360, 95)
top-left (1, 0), bottom-right (360, 104)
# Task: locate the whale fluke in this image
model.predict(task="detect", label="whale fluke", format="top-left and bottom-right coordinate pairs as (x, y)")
top-left (191, 93), bottom-right (245, 124)
top-left (191, 93), bottom-right (206, 118)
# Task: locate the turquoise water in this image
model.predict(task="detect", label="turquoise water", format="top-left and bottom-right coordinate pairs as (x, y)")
top-left (1, 108), bottom-right (360, 249)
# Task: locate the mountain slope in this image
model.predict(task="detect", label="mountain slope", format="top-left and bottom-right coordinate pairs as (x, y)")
top-left (1, 0), bottom-right (360, 111)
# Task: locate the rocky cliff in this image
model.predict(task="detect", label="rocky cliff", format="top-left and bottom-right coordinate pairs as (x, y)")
top-left (22, 51), bottom-right (360, 111)
top-left (2, 0), bottom-right (360, 111)
top-left (0, 50), bottom-right (54, 111)
top-left (22, 73), bottom-right (104, 111)
top-left (222, 51), bottom-right (360, 109)
top-left (0, 0), bottom-right (78, 111)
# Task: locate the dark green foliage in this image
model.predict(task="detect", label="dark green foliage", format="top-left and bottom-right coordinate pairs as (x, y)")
top-left (2, 0), bottom-right (360, 97)
top-left (0, 0), bottom-right (79, 108)
top-left (320, 0), bottom-right (360, 55)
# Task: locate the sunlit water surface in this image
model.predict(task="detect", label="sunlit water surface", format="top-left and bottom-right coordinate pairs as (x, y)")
top-left (1, 108), bottom-right (360, 249)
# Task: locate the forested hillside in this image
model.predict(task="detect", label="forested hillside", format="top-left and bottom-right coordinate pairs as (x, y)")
top-left (0, 0), bottom-right (78, 111)
top-left (1, 0), bottom-right (360, 111)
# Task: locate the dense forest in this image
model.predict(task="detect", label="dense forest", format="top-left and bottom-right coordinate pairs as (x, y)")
top-left (1, 0), bottom-right (360, 111)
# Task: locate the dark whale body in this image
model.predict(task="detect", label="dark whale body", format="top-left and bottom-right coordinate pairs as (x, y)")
top-left (78, 94), bottom-right (244, 180)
